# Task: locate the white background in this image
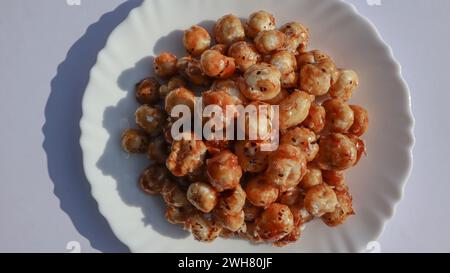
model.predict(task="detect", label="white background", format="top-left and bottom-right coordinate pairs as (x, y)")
top-left (0, 0), bottom-right (448, 252)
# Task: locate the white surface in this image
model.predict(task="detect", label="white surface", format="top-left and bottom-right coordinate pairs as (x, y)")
top-left (0, 0), bottom-right (449, 252)
top-left (80, 0), bottom-right (413, 253)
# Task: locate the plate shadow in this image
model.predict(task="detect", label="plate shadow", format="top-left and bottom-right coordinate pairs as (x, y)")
top-left (42, 0), bottom-right (146, 253)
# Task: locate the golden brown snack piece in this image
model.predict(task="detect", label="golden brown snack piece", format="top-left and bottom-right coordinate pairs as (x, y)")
top-left (206, 150), bottom-right (243, 192)
top-left (187, 182), bottom-right (218, 213)
top-left (346, 134), bottom-right (366, 166)
top-left (121, 129), bottom-right (149, 154)
top-left (214, 208), bottom-right (245, 232)
top-left (139, 164), bottom-right (171, 195)
top-left (135, 105), bottom-right (165, 136)
top-left (245, 10), bottom-right (276, 38)
top-left (147, 137), bottom-right (169, 163)
top-left (245, 175), bottom-right (279, 208)
top-left (279, 22), bottom-right (309, 52)
top-left (177, 56), bottom-right (211, 86)
top-left (234, 140), bottom-right (269, 173)
top-left (279, 90), bottom-right (314, 130)
top-left (135, 77), bottom-right (160, 105)
top-left (185, 213), bottom-right (222, 242)
top-left (214, 14), bottom-right (245, 45)
top-left (315, 133), bottom-right (357, 171)
top-left (154, 52), bottom-right (178, 78)
top-left (228, 41), bottom-right (261, 72)
top-left (322, 187), bottom-right (354, 226)
top-left (302, 102), bottom-right (326, 134)
top-left (280, 127), bottom-right (319, 162)
top-left (323, 98), bottom-right (355, 133)
top-left (164, 87), bottom-right (195, 114)
top-left (268, 50), bottom-right (298, 88)
top-left (200, 49), bottom-right (236, 79)
top-left (238, 63), bottom-right (281, 101)
top-left (166, 135), bottom-right (207, 177)
top-left (256, 203), bottom-right (294, 241)
top-left (183, 25), bottom-right (211, 56)
top-left (218, 184), bottom-right (246, 215)
top-left (265, 144), bottom-right (307, 192)
top-left (304, 183), bottom-right (338, 217)
top-left (158, 76), bottom-right (186, 98)
top-left (211, 78), bottom-right (247, 105)
top-left (254, 30), bottom-right (286, 54)
top-left (166, 205), bottom-right (196, 225)
top-left (161, 180), bottom-right (190, 207)
top-left (265, 88), bottom-right (289, 105)
top-left (299, 167), bottom-right (323, 190)
top-left (322, 170), bottom-right (345, 187)
top-left (329, 69), bottom-right (359, 101)
top-left (349, 105), bottom-right (369, 136)
top-left (243, 201), bottom-right (263, 221)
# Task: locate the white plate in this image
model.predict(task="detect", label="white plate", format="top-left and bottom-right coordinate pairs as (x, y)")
top-left (80, 0), bottom-right (414, 252)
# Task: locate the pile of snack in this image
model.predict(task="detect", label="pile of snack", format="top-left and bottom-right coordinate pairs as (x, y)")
top-left (121, 11), bottom-right (368, 246)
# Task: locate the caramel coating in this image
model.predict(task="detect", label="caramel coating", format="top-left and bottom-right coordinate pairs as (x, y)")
top-left (279, 90), bottom-right (314, 130)
top-left (279, 22), bottom-right (309, 52)
top-left (299, 63), bottom-right (332, 96)
top-left (243, 201), bottom-right (263, 221)
top-left (329, 69), bottom-right (359, 101)
top-left (200, 49), bottom-right (236, 79)
top-left (265, 144), bottom-right (307, 192)
top-left (147, 137), bottom-right (169, 163)
top-left (323, 98), bottom-right (355, 133)
top-left (161, 181), bottom-right (190, 207)
top-left (214, 14), bottom-right (245, 45)
top-left (121, 129), bottom-right (149, 154)
top-left (268, 50), bottom-right (298, 88)
top-left (159, 76), bottom-right (186, 98)
top-left (302, 102), bottom-right (326, 134)
top-left (238, 63), bottom-right (281, 101)
top-left (299, 167), bottom-right (323, 190)
top-left (183, 25), bottom-right (211, 56)
top-left (218, 184), bottom-right (246, 215)
top-left (187, 182), bottom-right (219, 213)
top-left (166, 206), bottom-right (195, 225)
top-left (281, 127), bottom-right (319, 162)
top-left (245, 175), bottom-right (279, 208)
top-left (166, 136), bottom-right (207, 177)
top-left (346, 134), bottom-right (366, 166)
top-left (322, 187), bottom-right (354, 226)
top-left (322, 170), bottom-right (345, 187)
top-left (297, 50), bottom-right (331, 67)
top-left (241, 101), bottom-right (276, 141)
top-left (304, 184), bottom-right (338, 217)
top-left (164, 87), bottom-right (195, 114)
top-left (177, 56), bottom-right (210, 86)
top-left (139, 164), bottom-right (171, 195)
top-left (245, 10), bottom-right (276, 38)
top-left (228, 41), bottom-right (261, 72)
top-left (254, 30), bottom-right (286, 54)
top-left (265, 88), bottom-right (289, 105)
top-left (349, 105), bottom-right (369, 136)
top-left (214, 208), bottom-right (245, 232)
top-left (234, 140), bottom-right (269, 173)
top-left (206, 150), bottom-right (243, 192)
top-left (135, 105), bottom-right (164, 136)
top-left (256, 203), bottom-right (294, 241)
top-left (315, 133), bottom-right (357, 171)
top-left (210, 44), bottom-right (228, 54)
top-left (154, 52), bottom-right (178, 78)
top-left (185, 213), bottom-right (222, 242)
top-left (211, 78), bottom-right (247, 105)
top-left (135, 77), bottom-right (160, 105)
